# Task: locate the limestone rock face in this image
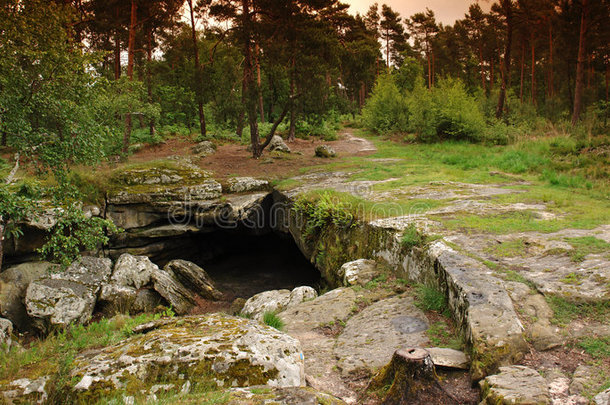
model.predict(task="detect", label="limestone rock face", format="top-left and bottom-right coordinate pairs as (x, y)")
top-left (269, 136), bottom-right (291, 153)
top-left (25, 257), bottom-right (112, 331)
top-left (1, 377), bottom-right (48, 404)
top-left (227, 386), bottom-right (346, 405)
top-left (281, 288), bottom-right (357, 331)
top-left (315, 145), bottom-right (336, 158)
top-left (98, 284), bottom-right (137, 314)
top-left (480, 366), bottom-right (551, 405)
top-left (0, 262), bottom-right (56, 331)
top-left (339, 259), bottom-right (378, 286)
top-left (132, 289), bottom-right (164, 313)
top-left (70, 314), bottom-right (305, 399)
top-left (150, 269), bottom-right (195, 315)
top-left (0, 317), bottom-right (13, 349)
top-left (335, 294), bottom-right (429, 375)
top-left (242, 286), bottom-right (318, 321)
top-left (226, 177), bottom-right (269, 193)
top-left (111, 253), bottom-right (158, 289)
top-left (164, 260), bottom-right (223, 300)
top-left (594, 388), bottom-right (610, 405)
top-left (192, 140), bottom-right (216, 157)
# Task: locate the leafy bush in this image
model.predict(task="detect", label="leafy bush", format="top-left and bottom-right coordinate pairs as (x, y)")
top-left (401, 224), bottom-right (423, 249)
top-left (293, 191), bottom-right (355, 238)
top-left (263, 311), bottom-right (284, 331)
top-left (362, 74), bottom-right (409, 134)
top-left (415, 285), bottom-right (447, 313)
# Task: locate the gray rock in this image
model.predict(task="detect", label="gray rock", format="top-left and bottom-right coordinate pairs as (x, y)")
top-left (339, 259), bottom-right (378, 286)
top-left (107, 180), bottom-right (222, 205)
top-left (287, 286), bottom-right (318, 307)
top-left (335, 294), bottom-right (429, 375)
top-left (150, 269), bottom-right (195, 315)
top-left (227, 386), bottom-right (346, 404)
top-left (111, 254), bottom-right (158, 289)
top-left (480, 366), bottom-right (550, 404)
top-left (132, 289), bottom-right (164, 313)
top-left (594, 388), bottom-right (610, 405)
top-left (570, 365), bottom-right (596, 396)
top-left (25, 257), bottom-right (112, 331)
top-left (164, 260), bottom-right (223, 300)
top-left (528, 321), bottom-right (563, 351)
top-left (226, 177), bottom-right (269, 193)
top-left (315, 145), bottom-right (336, 158)
top-left (426, 347), bottom-right (470, 370)
top-left (281, 288), bottom-right (357, 332)
top-left (98, 284), bottom-right (137, 314)
top-left (269, 135), bottom-right (290, 153)
top-left (0, 317), bottom-right (13, 350)
top-left (192, 141), bottom-right (216, 157)
top-left (0, 262), bottom-right (57, 331)
top-left (1, 376), bottom-right (48, 404)
top-left (69, 314), bottom-right (305, 398)
top-left (242, 289), bottom-right (291, 321)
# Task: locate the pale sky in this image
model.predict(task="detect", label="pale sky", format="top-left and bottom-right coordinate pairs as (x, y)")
top-left (344, 0), bottom-right (492, 26)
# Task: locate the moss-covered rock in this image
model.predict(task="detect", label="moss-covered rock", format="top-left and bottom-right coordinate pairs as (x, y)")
top-left (227, 386), bottom-right (347, 404)
top-left (69, 314), bottom-right (305, 401)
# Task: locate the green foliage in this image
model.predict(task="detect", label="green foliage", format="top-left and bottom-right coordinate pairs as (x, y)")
top-left (546, 296), bottom-right (610, 326)
top-left (262, 311), bottom-right (284, 331)
top-left (564, 237), bottom-right (610, 262)
top-left (577, 336), bottom-right (610, 359)
top-left (400, 224), bottom-right (424, 249)
top-left (362, 74), bottom-right (409, 134)
top-left (293, 192), bottom-right (355, 238)
top-left (426, 321), bottom-right (464, 350)
top-left (414, 285), bottom-right (447, 313)
top-left (0, 183), bottom-right (39, 241)
top-left (38, 197), bottom-right (120, 268)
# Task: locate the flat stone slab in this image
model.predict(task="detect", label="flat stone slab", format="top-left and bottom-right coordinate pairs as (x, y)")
top-left (280, 288), bottom-right (357, 332)
top-left (334, 294), bottom-right (429, 375)
top-left (480, 366), bottom-right (551, 405)
top-left (426, 347), bottom-right (470, 370)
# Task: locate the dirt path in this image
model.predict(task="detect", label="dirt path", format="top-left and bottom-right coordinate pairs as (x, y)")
top-left (129, 127), bottom-right (376, 181)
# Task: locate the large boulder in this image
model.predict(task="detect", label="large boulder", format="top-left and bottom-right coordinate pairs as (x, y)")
top-left (269, 136), bottom-right (291, 153)
top-left (97, 284), bottom-right (137, 314)
top-left (314, 145), bottom-right (336, 158)
top-left (164, 260), bottom-right (223, 300)
top-left (0, 262), bottom-right (57, 331)
top-left (25, 257), bottom-right (112, 331)
top-left (192, 140), bottom-right (216, 157)
top-left (132, 289), bottom-right (164, 313)
top-left (480, 366), bottom-right (551, 405)
top-left (339, 259), bottom-right (378, 286)
top-left (226, 177), bottom-right (269, 193)
top-left (242, 286), bottom-right (318, 321)
top-left (0, 317), bottom-right (13, 350)
top-left (70, 314), bottom-right (305, 400)
top-left (111, 253), bottom-right (157, 289)
top-left (151, 268), bottom-right (195, 315)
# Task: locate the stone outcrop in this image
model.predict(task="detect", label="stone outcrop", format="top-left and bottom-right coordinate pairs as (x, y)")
top-left (269, 135), bottom-right (290, 153)
top-left (150, 268), bottom-right (196, 315)
top-left (164, 259), bottom-right (223, 300)
top-left (111, 253), bottom-right (157, 289)
top-left (70, 314), bottom-right (305, 400)
top-left (0, 261), bottom-right (57, 331)
top-left (480, 366), bottom-right (551, 405)
top-left (192, 140), bottom-right (216, 157)
top-left (227, 386), bottom-right (346, 405)
top-left (25, 257), bottom-right (112, 331)
top-left (226, 177), bottom-right (269, 193)
top-left (242, 286), bottom-right (317, 321)
top-left (426, 347), bottom-right (470, 370)
top-left (0, 317), bottom-right (13, 350)
top-left (315, 145), bottom-right (336, 158)
top-left (339, 259), bottom-right (378, 286)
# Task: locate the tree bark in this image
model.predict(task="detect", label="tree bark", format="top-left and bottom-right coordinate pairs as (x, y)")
top-left (548, 22), bottom-right (554, 97)
top-left (531, 31), bottom-right (536, 105)
top-left (146, 29), bottom-right (156, 136)
top-left (479, 45), bottom-right (486, 91)
top-left (122, 0), bottom-right (137, 155)
top-left (0, 219), bottom-right (5, 271)
top-left (287, 56), bottom-right (296, 142)
top-left (255, 42), bottom-right (265, 123)
top-left (114, 6), bottom-right (121, 80)
top-left (367, 348), bottom-right (458, 405)
top-left (496, 0), bottom-right (513, 119)
top-left (241, 0), bottom-right (261, 158)
top-left (187, 0), bottom-right (206, 137)
top-left (572, 0), bottom-right (588, 126)
top-left (520, 39), bottom-right (525, 102)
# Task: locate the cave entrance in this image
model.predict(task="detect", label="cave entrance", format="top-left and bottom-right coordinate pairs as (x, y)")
top-left (157, 230), bottom-right (321, 301)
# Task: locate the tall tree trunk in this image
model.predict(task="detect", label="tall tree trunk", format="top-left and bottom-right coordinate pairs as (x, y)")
top-left (490, 56), bottom-right (495, 91)
top-left (255, 42), bottom-right (265, 123)
top-left (431, 48), bottom-right (435, 86)
top-left (122, 0), bottom-right (137, 155)
top-left (187, 0), bottom-right (206, 137)
top-left (241, 0), bottom-right (261, 158)
top-left (520, 39), bottom-right (525, 102)
top-left (531, 31), bottom-right (536, 105)
top-left (606, 63), bottom-right (609, 103)
top-left (427, 50), bottom-right (432, 89)
top-left (114, 6), bottom-right (121, 80)
top-left (146, 30), bottom-right (156, 136)
top-left (496, 0), bottom-right (513, 119)
top-left (548, 22), bottom-right (554, 97)
top-left (572, 0), bottom-right (588, 126)
top-left (386, 30), bottom-right (390, 72)
top-left (288, 57), bottom-right (296, 142)
top-left (479, 45), bottom-right (486, 91)
top-left (0, 219), bottom-right (5, 271)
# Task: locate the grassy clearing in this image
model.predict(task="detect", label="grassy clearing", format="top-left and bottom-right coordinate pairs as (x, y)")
top-left (564, 236), bottom-right (610, 262)
top-left (484, 239), bottom-right (531, 257)
top-left (546, 296), bottom-right (610, 326)
top-left (578, 336), bottom-right (610, 359)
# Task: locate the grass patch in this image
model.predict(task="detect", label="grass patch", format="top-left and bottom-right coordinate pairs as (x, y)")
top-left (262, 311), bottom-right (284, 331)
top-left (546, 296), bottom-right (610, 326)
top-left (401, 224), bottom-right (424, 249)
top-left (426, 321), bottom-right (464, 350)
top-left (565, 236), bottom-right (610, 262)
top-left (578, 336), bottom-right (610, 359)
top-left (484, 239), bottom-right (529, 257)
top-left (414, 285), bottom-right (447, 313)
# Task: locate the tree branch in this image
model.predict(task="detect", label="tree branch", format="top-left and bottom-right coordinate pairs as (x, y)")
top-left (5, 152), bottom-right (20, 185)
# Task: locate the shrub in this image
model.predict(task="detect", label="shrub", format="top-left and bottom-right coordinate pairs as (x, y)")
top-left (362, 74), bottom-right (409, 134)
top-left (293, 192), bottom-right (355, 238)
top-left (263, 311), bottom-right (284, 331)
top-left (415, 285), bottom-right (447, 313)
top-left (401, 224), bottom-right (423, 249)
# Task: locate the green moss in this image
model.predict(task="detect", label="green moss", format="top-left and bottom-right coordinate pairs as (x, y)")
top-left (565, 236), bottom-right (610, 262)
